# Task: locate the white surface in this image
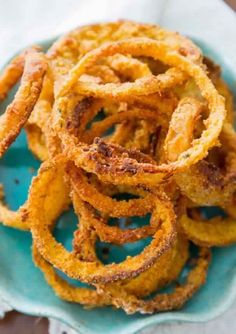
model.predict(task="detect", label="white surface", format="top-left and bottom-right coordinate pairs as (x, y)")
top-left (0, 0), bottom-right (236, 333)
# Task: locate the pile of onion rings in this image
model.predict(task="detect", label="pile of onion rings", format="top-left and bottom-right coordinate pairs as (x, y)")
top-left (0, 20), bottom-right (235, 314)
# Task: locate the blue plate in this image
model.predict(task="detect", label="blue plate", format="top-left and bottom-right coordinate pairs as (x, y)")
top-left (0, 37), bottom-right (236, 334)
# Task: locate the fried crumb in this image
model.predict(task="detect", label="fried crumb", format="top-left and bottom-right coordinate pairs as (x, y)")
top-left (14, 178), bottom-right (20, 185)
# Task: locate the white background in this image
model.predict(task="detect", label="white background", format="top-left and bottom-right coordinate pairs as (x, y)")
top-left (0, 0), bottom-right (236, 333)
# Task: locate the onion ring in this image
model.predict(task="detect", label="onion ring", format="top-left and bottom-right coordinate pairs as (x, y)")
top-left (32, 236), bottom-right (189, 306)
top-left (180, 205), bottom-right (236, 247)
top-left (58, 38), bottom-right (225, 187)
top-left (29, 156), bottom-right (176, 284)
top-left (69, 164), bottom-right (155, 217)
top-left (97, 247), bottom-right (211, 314)
top-left (0, 50), bottom-right (47, 156)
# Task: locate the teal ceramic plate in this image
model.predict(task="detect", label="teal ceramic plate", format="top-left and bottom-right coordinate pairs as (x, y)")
top-left (0, 37), bottom-right (236, 334)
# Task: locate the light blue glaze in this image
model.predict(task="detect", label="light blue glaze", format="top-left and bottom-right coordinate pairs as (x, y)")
top-left (0, 37), bottom-right (236, 334)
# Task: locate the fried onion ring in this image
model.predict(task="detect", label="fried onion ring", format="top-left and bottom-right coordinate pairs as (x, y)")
top-left (0, 50), bottom-right (47, 156)
top-left (97, 247), bottom-right (211, 314)
top-left (29, 156), bottom-right (176, 284)
top-left (180, 206), bottom-right (236, 247)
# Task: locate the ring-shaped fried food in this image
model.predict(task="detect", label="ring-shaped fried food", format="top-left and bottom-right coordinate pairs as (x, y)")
top-left (83, 108), bottom-right (167, 144)
top-left (180, 206), bottom-right (236, 247)
top-left (57, 38), bottom-right (225, 186)
top-left (0, 202), bottom-right (29, 231)
top-left (0, 46), bottom-right (41, 99)
top-left (72, 191), bottom-right (158, 245)
top-left (0, 155), bottom-right (70, 231)
top-left (29, 156), bottom-right (176, 284)
top-left (0, 50), bottom-right (47, 156)
top-left (0, 20), bottom-right (232, 315)
top-left (69, 165), bottom-right (154, 217)
top-left (164, 97), bottom-right (203, 162)
top-left (97, 247), bottom-right (211, 314)
top-left (32, 244), bottom-right (109, 307)
top-left (33, 236), bottom-right (189, 305)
